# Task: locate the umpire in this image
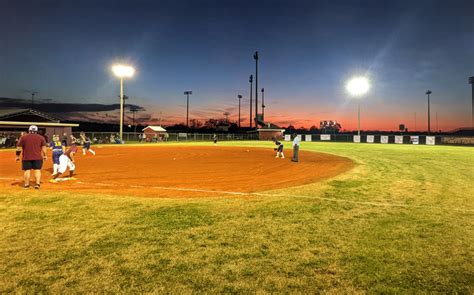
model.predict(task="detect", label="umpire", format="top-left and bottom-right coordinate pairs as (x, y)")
top-left (15, 125), bottom-right (47, 189)
top-left (291, 133), bottom-right (300, 162)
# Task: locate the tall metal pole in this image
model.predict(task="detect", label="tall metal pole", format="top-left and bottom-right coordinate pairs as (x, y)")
top-left (261, 88), bottom-right (265, 122)
top-left (249, 75), bottom-right (253, 129)
top-left (238, 95), bottom-right (242, 128)
top-left (357, 102), bottom-right (360, 136)
top-left (187, 94), bottom-right (189, 132)
top-left (254, 51), bottom-right (259, 128)
top-left (469, 76), bottom-right (474, 127)
top-left (119, 78), bottom-right (124, 142)
top-left (184, 91), bottom-right (192, 133)
top-left (414, 112), bottom-right (417, 131)
top-left (426, 90), bottom-right (432, 134)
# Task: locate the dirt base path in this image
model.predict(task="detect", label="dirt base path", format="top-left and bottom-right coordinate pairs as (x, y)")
top-left (0, 146), bottom-right (354, 197)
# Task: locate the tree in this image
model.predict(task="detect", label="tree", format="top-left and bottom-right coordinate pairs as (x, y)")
top-left (189, 119), bottom-right (202, 129)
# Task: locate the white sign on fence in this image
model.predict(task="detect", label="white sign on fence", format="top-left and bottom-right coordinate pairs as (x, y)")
top-left (320, 134), bottom-right (331, 141)
top-left (426, 136), bottom-right (436, 145)
top-left (380, 135), bottom-right (389, 144)
top-left (284, 134), bottom-right (291, 141)
top-left (410, 136), bottom-right (419, 145)
top-left (353, 135), bottom-right (361, 143)
top-left (395, 136), bottom-right (404, 144)
top-left (367, 135), bottom-right (375, 143)
top-left (178, 133), bottom-right (187, 137)
top-left (297, 135), bottom-right (302, 141)
top-left (305, 135), bottom-right (312, 142)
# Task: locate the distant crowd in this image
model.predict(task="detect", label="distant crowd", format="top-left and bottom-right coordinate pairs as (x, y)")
top-left (0, 132), bottom-right (25, 148)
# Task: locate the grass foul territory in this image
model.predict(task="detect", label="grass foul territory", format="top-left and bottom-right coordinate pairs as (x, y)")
top-left (0, 141), bottom-right (473, 293)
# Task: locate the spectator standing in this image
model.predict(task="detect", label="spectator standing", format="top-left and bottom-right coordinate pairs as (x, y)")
top-left (15, 125), bottom-right (47, 189)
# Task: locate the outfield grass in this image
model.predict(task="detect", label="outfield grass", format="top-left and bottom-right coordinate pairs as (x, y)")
top-left (1, 142), bottom-right (473, 293)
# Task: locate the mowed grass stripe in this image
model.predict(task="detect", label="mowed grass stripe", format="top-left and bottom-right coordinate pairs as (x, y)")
top-left (0, 142), bottom-right (473, 293)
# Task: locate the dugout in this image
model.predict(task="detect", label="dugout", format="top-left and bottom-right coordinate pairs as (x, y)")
top-left (142, 125), bottom-right (168, 142)
top-left (0, 109), bottom-right (79, 143)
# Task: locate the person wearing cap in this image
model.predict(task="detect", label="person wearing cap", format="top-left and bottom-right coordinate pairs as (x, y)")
top-left (15, 125), bottom-right (48, 189)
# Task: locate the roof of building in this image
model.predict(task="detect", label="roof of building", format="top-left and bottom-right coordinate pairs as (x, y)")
top-left (0, 108), bottom-right (60, 122)
top-left (258, 122), bottom-right (283, 130)
top-left (142, 125), bottom-right (167, 132)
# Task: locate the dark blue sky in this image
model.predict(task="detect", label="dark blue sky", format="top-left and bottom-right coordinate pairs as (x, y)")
top-left (1, 0), bottom-right (473, 130)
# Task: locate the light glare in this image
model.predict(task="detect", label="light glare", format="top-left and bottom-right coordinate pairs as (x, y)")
top-left (112, 64), bottom-right (135, 78)
top-left (346, 77), bottom-right (370, 96)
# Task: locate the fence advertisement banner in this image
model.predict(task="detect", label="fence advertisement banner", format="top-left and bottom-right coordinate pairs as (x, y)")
top-left (320, 134), bottom-right (331, 141)
top-left (353, 135), bottom-right (361, 143)
top-left (305, 135), bottom-right (312, 142)
top-left (395, 136), bottom-right (403, 144)
top-left (367, 135), bottom-right (375, 143)
top-left (284, 134), bottom-right (291, 141)
top-left (381, 135), bottom-right (389, 144)
top-left (297, 135), bottom-right (302, 141)
top-left (426, 136), bottom-right (435, 145)
top-left (410, 136), bottom-right (419, 144)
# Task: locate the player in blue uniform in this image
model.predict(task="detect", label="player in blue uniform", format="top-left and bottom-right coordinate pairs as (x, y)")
top-left (273, 137), bottom-right (285, 159)
top-left (80, 132), bottom-right (96, 155)
top-left (50, 134), bottom-right (65, 176)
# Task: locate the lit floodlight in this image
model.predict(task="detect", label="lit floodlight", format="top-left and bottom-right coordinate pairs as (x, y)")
top-left (112, 64), bottom-right (135, 78)
top-left (346, 77), bottom-right (370, 97)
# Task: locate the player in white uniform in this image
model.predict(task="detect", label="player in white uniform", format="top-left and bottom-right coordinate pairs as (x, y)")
top-left (50, 143), bottom-right (77, 182)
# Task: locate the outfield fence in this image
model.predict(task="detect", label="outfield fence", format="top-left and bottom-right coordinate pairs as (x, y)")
top-left (285, 134), bottom-right (474, 146)
top-left (70, 132), bottom-right (259, 144)
top-left (1, 131), bottom-right (473, 148)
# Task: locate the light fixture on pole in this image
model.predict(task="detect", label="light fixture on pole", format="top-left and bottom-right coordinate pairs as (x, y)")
top-left (346, 76), bottom-right (370, 136)
top-left (112, 64), bottom-right (135, 143)
top-left (184, 91), bottom-right (192, 133)
top-left (237, 95), bottom-right (242, 128)
top-left (425, 90), bottom-right (432, 134)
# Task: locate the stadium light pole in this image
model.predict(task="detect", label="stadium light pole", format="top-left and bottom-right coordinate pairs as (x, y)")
top-left (254, 51), bottom-right (259, 128)
top-left (184, 91), bottom-right (192, 133)
top-left (346, 77), bottom-right (370, 136)
top-left (112, 64), bottom-right (135, 143)
top-left (469, 76), bottom-right (474, 127)
top-left (426, 90), bottom-right (432, 134)
top-left (249, 75), bottom-right (253, 128)
top-left (237, 95), bottom-right (242, 128)
top-left (261, 88), bottom-right (265, 122)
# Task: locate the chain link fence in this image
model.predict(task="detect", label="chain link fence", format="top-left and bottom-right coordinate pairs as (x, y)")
top-left (70, 132), bottom-right (259, 144)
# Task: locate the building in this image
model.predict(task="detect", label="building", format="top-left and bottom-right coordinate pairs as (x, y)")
top-left (0, 109), bottom-right (79, 143)
top-left (142, 125), bottom-right (168, 141)
top-left (257, 122), bottom-right (285, 140)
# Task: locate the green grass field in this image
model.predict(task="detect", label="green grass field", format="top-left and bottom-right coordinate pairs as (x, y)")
top-left (1, 142), bottom-right (473, 293)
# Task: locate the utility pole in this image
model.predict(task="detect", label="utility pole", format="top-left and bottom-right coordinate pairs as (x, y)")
top-left (261, 88), bottom-right (265, 122)
top-left (25, 91), bottom-right (38, 108)
top-left (249, 75), bottom-right (253, 129)
top-left (426, 90), bottom-right (432, 134)
top-left (254, 51), bottom-right (259, 128)
top-left (128, 105), bottom-right (144, 133)
top-left (184, 91), bottom-right (192, 133)
top-left (237, 95), bottom-right (242, 128)
top-left (223, 112), bottom-right (230, 124)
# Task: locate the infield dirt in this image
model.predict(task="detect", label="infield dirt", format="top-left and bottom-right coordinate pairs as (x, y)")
top-left (0, 146), bottom-right (354, 197)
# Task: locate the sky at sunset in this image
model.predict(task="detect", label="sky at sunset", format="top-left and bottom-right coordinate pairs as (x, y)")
top-left (0, 0), bottom-right (473, 131)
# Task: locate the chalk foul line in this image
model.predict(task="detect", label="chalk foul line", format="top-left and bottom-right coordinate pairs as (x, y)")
top-left (0, 176), bottom-right (473, 213)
